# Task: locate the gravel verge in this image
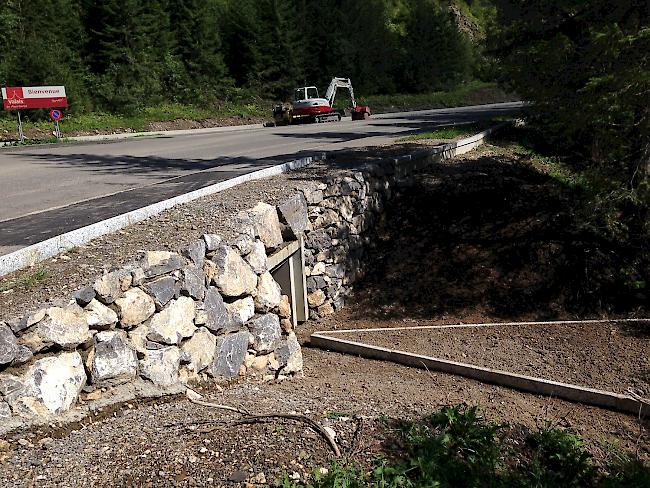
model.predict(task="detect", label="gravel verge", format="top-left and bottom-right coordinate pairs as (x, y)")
top-left (0, 140), bottom-right (451, 325)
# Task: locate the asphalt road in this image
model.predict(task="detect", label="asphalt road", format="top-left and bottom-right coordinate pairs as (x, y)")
top-left (0, 102), bottom-right (522, 255)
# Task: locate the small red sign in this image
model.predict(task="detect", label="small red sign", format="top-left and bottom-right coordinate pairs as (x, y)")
top-left (50, 109), bottom-right (62, 121)
top-left (2, 86), bottom-right (68, 110)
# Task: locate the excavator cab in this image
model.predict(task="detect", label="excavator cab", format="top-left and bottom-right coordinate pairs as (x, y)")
top-left (294, 86), bottom-right (320, 102)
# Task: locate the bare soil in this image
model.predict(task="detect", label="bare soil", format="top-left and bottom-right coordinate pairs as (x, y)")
top-left (0, 346), bottom-right (647, 487)
top-left (340, 321), bottom-right (650, 396)
top-left (0, 142), bottom-right (648, 486)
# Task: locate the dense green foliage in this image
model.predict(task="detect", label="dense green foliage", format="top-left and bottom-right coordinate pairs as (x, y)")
top-left (0, 0), bottom-right (491, 114)
top-left (284, 405), bottom-right (650, 487)
top-left (489, 1), bottom-right (649, 246)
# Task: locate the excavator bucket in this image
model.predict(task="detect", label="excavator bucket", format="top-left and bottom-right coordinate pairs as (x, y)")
top-left (351, 105), bottom-right (371, 120)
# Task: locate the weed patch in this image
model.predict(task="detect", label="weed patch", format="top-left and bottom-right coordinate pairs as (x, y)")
top-left (397, 122), bottom-right (490, 142)
top-left (282, 405), bottom-right (649, 487)
top-left (0, 269), bottom-right (49, 292)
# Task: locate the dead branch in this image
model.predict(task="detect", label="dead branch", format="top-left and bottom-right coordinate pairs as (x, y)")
top-left (188, 397), bottom-right (252, 416)
top-left (186, 393), bottom-right (341, 457)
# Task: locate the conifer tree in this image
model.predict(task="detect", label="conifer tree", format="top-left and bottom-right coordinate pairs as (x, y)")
top-left (255, 0), bottom-right (305, 100)
top-left (0, 0), bottom-right (88, 111)
top-left (401, 0), bottom-right (472, 92)
top-left (221, 0), bottom-right (262, 90)
top-left (84, 0), bottom-right (166, 112)
top-left (170, 0), bottom-right (230, 100)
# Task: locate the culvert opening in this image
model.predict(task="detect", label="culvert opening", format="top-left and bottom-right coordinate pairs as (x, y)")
top-left (305, 147), bottom-right (650, 415)
top-left (268, 240), bottom-right (308, 329)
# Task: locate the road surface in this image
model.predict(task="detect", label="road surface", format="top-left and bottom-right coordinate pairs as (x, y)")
top-left (0, 102), bottom-right (522, 255)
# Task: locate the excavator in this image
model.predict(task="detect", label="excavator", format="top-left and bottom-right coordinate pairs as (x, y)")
top-left (272, 77), bottom-right (371, 126)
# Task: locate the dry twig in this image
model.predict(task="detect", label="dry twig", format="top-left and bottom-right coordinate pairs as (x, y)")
top-left (186, 393), bottom-right (341, 457)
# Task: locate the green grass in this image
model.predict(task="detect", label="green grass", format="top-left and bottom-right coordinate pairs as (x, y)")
top-left (281, 405), bottom-right (649, 488)
top-left (0, 269), bottom-right (49, 292)
top-left (0, 100), bottom-right (269, 136)
top-left (325, 411), bottom-right (353, 420)
top-left (397, 122), bottom-right (488, 142)
top-left (359, 81), bottom-right (517, 114)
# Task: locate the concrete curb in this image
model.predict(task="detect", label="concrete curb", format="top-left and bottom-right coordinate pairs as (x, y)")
top-left (0, 153), bottom-right (324, 277)
top-left (0, 123), bottom-right (502, 277)
top-left (70, 121), bottom-right (266, 143)
top-left (311, 319), bottom-right (650, 416)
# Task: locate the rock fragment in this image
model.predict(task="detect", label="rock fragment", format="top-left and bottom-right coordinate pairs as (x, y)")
top-left (247, 314), bottom-right (281, 353)
top-left (204, 288), bottom-right (239, 334)
top-left (137, 251), bottom-right (183, 278)
top-left (115, 288), bottom-right (156, 328)
top-left (94, 269), bottom-right (132, 304)
top-left (142, 276), bottom-right (177, 309)
top-left (139, 347), bottom-right (181, 387)
top-left (254, 272), bottom-right (282, 312)
top-left (245, 240), bottom-right (268, 274)
top-left (88, 331), bottom-right (138, 384)
top-left (278, 193), bottom-right (309, 239)
top-left (181, 239), bottom-right (206, 269)
top-left (211, 246), bottom-right (257, 297)
top-left (225, 297), bottom-right (255, 326)
top-left (147, 297), bottom-right (196, 345)
top-left (84, 299), bottom-right (118, 330)
top-left (0, 323), bottom-right (18, 365)
top-left (36, 306), bottom-right (91, 350)
top-left (248, 202), bottom-right (283, 250)
top-left (210, 332), bottom-right (249, 378)
top-left (181, 327), bottom-right (216, 373)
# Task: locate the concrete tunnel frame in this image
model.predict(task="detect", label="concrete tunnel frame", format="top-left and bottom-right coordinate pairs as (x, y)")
top-left (268, 238), bottom-right (309, 328)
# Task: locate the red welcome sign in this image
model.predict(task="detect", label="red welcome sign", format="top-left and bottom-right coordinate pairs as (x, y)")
top-left (1, 86), bottom-right (68, 110)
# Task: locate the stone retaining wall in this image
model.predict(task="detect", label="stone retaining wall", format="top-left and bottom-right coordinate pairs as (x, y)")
top-left (303, 156), bottom-right (428, 318)
top-left (0, 150), bottom-right (436, 428)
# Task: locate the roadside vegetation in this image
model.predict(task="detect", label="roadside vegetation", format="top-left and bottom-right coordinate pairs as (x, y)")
top-left (284, 405), bottom-right (649, 487)
top-left (397, 120), bottom-right (493, 142)
top-left (0, 82), bottom-right (512, 139)
top-left (0, 268), bottom-right (49, 293)
top-left (488, 0), bottom-right (649, 304)
top-left (0, 1), bottom-right (509, 140)
top-left (0, 1), bottom-right (495, 116)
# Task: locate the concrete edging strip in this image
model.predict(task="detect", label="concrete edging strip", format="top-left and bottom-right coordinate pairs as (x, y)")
top-left (0, 123), bottom-right (500, 277)
top-left (311, 319), bottom-right (649, 416)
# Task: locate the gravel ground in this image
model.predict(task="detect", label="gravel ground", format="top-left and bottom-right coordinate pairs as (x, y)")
top-left (0, 345), bottom-right (647, 488)
top-left (337, 321), bottom-right (650, 396)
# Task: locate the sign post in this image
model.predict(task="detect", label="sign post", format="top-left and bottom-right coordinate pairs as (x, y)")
top-left (1, 86), bottom-right (68, 142)
top-left (16, 110), bottom-right (25, 143)
top-left (49, 109), bottom-right (63, 140)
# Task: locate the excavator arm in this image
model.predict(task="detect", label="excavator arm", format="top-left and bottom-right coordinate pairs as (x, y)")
top-left (324, 77), bottom-right (357, 109)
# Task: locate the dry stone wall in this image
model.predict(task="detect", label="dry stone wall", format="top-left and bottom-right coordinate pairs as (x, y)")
top-left (302, 158), bottom-right (415, 319)
top-left (0, 200), bottom-right (307, 425)
top-left (0, 152), bottom-right (426, 428)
